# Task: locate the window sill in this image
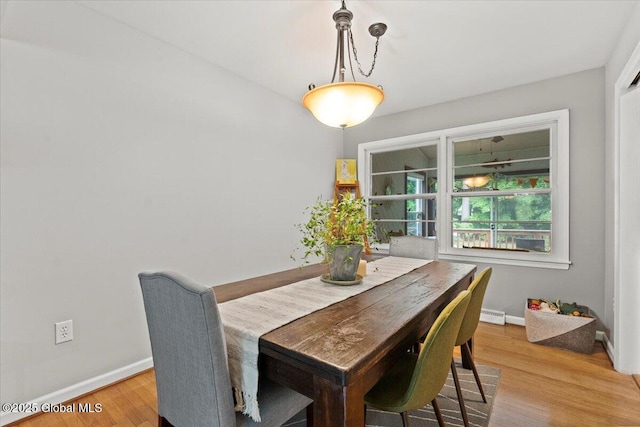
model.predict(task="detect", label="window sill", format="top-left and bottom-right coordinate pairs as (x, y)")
top-left (372, 244), bottom-right (570, 270)
top-left (438, 252), bottom-right (571, 270)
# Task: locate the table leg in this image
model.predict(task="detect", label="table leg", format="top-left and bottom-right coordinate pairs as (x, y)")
top-left (306, 403), bottom-right (314, 425)
top-left (311, 375), bottom-right (365, 427)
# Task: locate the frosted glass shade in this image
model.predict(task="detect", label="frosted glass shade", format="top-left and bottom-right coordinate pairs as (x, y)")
top-left (463, 175), bottom-right (490, 188)
top-left (302, 82), bottom-right (384, 128)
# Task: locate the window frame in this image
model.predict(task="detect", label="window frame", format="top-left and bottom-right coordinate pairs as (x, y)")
top-left (359, 136), bottom-right (440, 249)
top-left (358, 109), bottom-right (570, 270)
top-left (405, 168), bottom-right (429, 237)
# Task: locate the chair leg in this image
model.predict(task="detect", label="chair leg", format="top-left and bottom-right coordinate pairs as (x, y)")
top-left (462, 341), bottom-right (487, 403)
top-left (364, 404), bottom-right (367, 425)
top-left (431, 399), bottom-right (445, 427)
top-left (400, 411), bottom-right (411, 427)
top-left (451, 358), bottom-right (469, 427)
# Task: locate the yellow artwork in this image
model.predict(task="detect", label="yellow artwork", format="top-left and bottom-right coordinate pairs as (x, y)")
top-left (336, 159), bottom-right (357, 184)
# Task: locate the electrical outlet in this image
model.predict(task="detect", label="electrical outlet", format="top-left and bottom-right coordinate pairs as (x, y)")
top-left (55, 320), bottom-right (73, 344)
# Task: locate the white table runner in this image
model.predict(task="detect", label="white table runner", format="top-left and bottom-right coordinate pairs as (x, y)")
top-left (217, 256), bottom-right (431, 421)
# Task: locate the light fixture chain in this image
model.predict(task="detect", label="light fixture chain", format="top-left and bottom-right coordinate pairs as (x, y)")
top-left (331, 32), bottom-right (341, 83)
top-left (348, 29), bottom-right (379, 78)
top-left (346, 31), bottom-right (357, 82)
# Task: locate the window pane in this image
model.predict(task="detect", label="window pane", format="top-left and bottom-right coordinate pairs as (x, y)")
top-left (372, 145), bottom-right (437, 174)
top-left (451, 194), bottom-right (551, 253)
top-left (453, 130), bottom-right (550, 191)
top-left (372, 199), bottom-right (436, 243)
top-left (371, 170), bottom-right (437, 196)
top-left (454, 161), bottom-right (550, 191)
top-left (371, 144), bottom-right (437, 197)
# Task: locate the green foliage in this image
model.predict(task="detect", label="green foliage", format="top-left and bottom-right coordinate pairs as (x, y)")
top-left (294, 192), bottom-right (376, 264)
top-left (452, 173), bottom-right (551, 231)
top-left (556, 300), bottom-right (587, 315)
top-left (406, 179), bottom-right (417, 195)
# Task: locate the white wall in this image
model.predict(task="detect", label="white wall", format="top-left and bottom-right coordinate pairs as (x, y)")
top-left (345, 68), bottom-right (606, 325)
top-left (0, 0), bottom-right (341, 409)
top-left (604, 2), bottom-right (640, 351)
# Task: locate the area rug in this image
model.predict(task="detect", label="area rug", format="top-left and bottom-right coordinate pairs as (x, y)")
top-left (283, 360), bottom-right (500, 427)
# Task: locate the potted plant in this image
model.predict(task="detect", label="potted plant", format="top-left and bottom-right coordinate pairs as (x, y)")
top-left (295, 192), bottom-right (376, 281)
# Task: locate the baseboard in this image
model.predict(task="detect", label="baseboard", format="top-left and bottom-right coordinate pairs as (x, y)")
top-left (602, 332), bottom-right (615, 363)
top-left (505, 315), bottom-right (526, 326)
top-left (0, 357), bottom-right (153, 426)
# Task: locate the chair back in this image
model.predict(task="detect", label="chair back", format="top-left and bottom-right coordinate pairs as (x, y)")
top-left (389, 236), bottom-right (438, 260)
top-left (402, 290), bottom-right (471, 410)
top-left (139, 272), bottom-right (236, 427)
top-left (456, 267), bottom-right (492, 346)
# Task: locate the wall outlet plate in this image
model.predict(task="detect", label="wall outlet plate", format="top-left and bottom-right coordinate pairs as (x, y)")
top-left (55, 320), bottom-right (73, 344)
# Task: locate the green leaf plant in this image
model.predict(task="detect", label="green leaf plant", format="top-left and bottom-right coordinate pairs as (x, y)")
top-left (293, 192), bottom-right (377, 265)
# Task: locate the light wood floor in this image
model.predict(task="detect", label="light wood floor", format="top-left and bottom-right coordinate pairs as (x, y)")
top-left (9, 323), bottom-right (640, 427)
top-left (473, 324), bottom-right (640, 426)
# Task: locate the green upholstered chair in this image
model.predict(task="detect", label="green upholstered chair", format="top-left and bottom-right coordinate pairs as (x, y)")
top-left (450, 267), bottom-right (492, 427)
top-left (364, 289), bottom-right (472, 427)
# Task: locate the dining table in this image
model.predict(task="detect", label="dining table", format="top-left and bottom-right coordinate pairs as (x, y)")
top-left (213, 256), bottom-right (477, 427)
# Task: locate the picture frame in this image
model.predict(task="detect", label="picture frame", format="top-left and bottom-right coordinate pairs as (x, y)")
top-left (336, 159), bottom-right (357, 184)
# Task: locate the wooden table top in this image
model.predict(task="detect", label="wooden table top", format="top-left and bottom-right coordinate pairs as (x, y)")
top-left (260, 260), bottom-right (476, 388)
top-left (213, 257), bottom-right (476, 426)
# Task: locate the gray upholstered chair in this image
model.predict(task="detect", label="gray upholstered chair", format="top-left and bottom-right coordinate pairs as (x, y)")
top-left (389, 236), bottom-right (438, 260)
top-left (139, 271), bottom-right (312, 427)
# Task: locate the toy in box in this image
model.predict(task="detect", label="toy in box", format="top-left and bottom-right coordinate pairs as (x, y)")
top-left (525, 298), bottom-right (596, 354)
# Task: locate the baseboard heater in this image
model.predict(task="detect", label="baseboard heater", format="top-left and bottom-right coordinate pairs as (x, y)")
top-left (480, 308), bottom-right (506, 325)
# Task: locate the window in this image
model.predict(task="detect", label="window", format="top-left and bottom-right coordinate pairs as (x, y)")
top-left (365, 142), bottom-right (438, 243)
top-left (450, 129), bottom-right (552, 252)
top-left (406, 171), bottom-right (426, 236)
top-left (358, 110), bottom-right (569, 269)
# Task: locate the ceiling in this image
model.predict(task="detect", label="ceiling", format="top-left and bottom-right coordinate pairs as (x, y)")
top-left (14, 1), bottom-right (640, 119)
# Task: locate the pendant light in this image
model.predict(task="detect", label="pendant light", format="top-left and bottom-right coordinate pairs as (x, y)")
top-left (463, 175), bottom-right (491, 189)
top-left (302, 1), bottom-right (387, 128)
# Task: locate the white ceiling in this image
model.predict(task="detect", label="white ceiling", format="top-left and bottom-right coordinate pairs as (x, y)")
top-left (17, 1), bottom-right (640, 118)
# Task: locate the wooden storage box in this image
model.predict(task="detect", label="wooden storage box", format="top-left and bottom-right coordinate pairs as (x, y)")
top-left (524, 300), bottom-right (596, 354)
